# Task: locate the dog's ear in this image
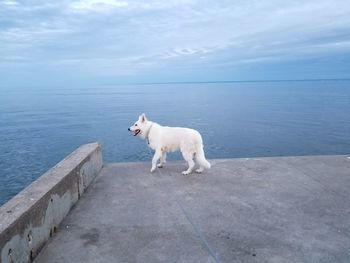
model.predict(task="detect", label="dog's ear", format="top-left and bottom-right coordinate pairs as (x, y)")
top-left (140, 113), bottom-right (147, 123)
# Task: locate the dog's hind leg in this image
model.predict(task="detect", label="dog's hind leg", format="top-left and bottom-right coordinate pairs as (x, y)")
top-left (151, 150), bottom-right (162, 172)
top-left (195, 146), bottom-right (211, 173)
top-left (181, 151), bottom-right (195, 175)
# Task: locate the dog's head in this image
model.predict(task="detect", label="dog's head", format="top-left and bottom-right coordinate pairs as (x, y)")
top-left (128, 113), bottom-right (148, 137)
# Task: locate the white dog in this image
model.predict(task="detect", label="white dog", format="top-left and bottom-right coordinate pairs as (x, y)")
top-left (128, 113), bottom-right (211, 174)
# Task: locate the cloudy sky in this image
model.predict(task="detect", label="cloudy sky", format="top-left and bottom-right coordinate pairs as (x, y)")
top-left (1, 0), bottom-right (350, 86)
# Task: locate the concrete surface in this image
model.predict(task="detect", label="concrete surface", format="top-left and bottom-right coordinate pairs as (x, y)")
top-left (0, 143), bottom-right (102, 263)
top-left (34, 155), bottom-right (350, 263)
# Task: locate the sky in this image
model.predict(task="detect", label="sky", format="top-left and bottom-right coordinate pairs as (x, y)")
top-left (1, 0), bottom-right (350, 86)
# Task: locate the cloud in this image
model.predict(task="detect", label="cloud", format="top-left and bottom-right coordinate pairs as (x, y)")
top-left (2, 0), bottom-right (19, 6)
top-left (69, 0), bottom-right (128, 12)
top-left (1, 0), bottom-right (350, 84)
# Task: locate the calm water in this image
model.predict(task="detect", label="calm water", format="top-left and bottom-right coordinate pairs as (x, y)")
top-left (1, 80), bottom-right (350, 205)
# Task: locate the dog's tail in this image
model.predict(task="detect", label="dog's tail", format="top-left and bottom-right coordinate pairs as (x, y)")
top-left (196, 145), bottom-right (211, 169)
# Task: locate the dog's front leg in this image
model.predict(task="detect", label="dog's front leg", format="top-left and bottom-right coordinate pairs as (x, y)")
top-left (151, 150), bottom-right (162, 173)
top-left (158, 152), bottom-right (167, 168)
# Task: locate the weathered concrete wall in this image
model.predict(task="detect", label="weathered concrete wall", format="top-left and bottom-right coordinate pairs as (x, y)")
top-left (0, 142), bottom-right (103, 263)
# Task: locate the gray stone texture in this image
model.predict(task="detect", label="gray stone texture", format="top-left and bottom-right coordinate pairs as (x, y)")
top-left (0, 143), bottom-right (102, 263)
top-left (34, 155), bottom-right (350, 263)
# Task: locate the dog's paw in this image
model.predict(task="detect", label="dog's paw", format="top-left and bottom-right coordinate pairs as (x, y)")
top-left (157, 164), bottom-right (163, 168)
top-left (195, 168), bottom-right (204, 173)
top-left (182, 170), bottom-right (190, 175)
top-left (150, 167), bottom-right (156, 173)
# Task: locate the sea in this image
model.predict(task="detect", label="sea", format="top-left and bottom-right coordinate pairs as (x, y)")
top-left (1, 80), bottom-right (350, 206)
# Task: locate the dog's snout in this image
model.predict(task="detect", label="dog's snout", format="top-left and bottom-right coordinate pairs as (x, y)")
top-left (128, 128), bottom-right (130, 131)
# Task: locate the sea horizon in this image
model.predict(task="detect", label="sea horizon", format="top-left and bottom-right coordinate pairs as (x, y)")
top-left (1, 79), bottom-right (350, 205)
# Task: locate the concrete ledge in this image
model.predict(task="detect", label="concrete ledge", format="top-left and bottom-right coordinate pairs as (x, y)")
top-left (0, 142), bottom-right (103, 263)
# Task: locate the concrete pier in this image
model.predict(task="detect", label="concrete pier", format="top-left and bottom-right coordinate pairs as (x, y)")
top-left (29, 154), bottom-right (349, 263)
top-left (0, 143), bottom-right (102, 263)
